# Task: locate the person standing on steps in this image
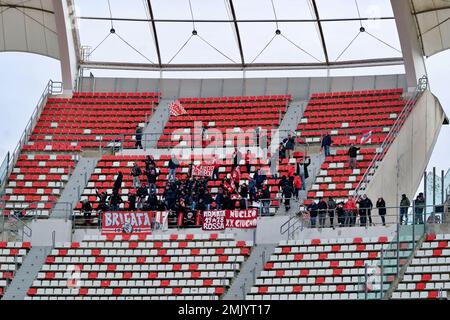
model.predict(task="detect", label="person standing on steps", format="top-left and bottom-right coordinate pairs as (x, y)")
top-left (327, 197), bottom-right (337, 229)
top-left (348, 144), bottom-right (361, 170)
top-left (283, 134), bottom-right (296, 160)
top-left (400, 194), bottom-right (411, 225)
top-left (414, 193), bottom-right (426, 225)
top-left (296, 157), bottom-right (311, 191)
top-left (135, 125), bottom-right (143, 149)
top-left (321, 132), bottom-right (332, 157)
top-left (376, 197), bottom-right (387, 226)
top-left (131, 162), bottom-right (142, 188)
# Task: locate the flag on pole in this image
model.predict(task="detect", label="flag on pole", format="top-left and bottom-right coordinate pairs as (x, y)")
top-left (169, 100), bottom-right (187, 117)
top-left (360, 131), bottom-right (373, 144)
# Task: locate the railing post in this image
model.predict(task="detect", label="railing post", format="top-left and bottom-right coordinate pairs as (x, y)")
top-left (364, 263), bottom-right (368, 300)
top-left (380, 249), bottom-right (384, 300)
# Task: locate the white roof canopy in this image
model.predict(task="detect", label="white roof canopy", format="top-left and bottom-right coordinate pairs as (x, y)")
top-left (73, 0), bottom-right (405, 71)
top-left (0, 0), bottom-right (59, 59)
top-left (410, 0), bottom-right (450, 57)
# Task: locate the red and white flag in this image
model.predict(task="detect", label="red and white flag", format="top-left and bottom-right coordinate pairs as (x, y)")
top-left (169, 100), bottom-right (187, 117)
top-left (360, 131), bottom-right (373, 144)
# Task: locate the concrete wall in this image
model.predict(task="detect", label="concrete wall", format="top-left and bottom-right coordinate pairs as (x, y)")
top-left (366, 90), bottom-right (447, 222)
top-left (79, 74), bottom-right (407, 100)
top-left (28, 219), bottom-right (73, 246)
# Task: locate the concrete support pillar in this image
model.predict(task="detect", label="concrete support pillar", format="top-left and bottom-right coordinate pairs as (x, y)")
top-left (53, 0), bottom-right (79, 94)
top-left (391, 0), bottom-right (427, 91)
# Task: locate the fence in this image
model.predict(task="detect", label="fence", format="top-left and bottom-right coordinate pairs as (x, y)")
top-left (353, 76), bottom-right (429, 197)
top-left (281, 203), bottom-right (447, 239)
top-left (0, 80), bottom-right (63, 194)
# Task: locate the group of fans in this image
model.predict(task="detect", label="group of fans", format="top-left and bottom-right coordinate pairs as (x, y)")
top-left (303, 193), bottom-right (429, 229)
top-left (79, 130), bottom-right (438, 229)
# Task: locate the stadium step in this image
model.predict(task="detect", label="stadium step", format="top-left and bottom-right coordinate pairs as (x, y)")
top-left (52, 156), bottom-right (101, 219)
top-left (2, 246), bottom-right (50, 300)
top-left (143, 99), bottom-right (176, 150)
top-left (224, 244), bottom-right (277, 300)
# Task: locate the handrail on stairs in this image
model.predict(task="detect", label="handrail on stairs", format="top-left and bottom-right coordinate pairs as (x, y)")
top-left (353, 76), bottom-right (429, 198)
top-left (0, 80), bottom-right (64, 194)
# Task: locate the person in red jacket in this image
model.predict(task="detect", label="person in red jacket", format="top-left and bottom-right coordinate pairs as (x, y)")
top-left (293, 174), bottom-right (302, 200)
top-left (344, 197), bottom-right (358, 227)
top-left (245, 150), bottom-right (252, 174)
top-left (287, 164), bottom-right (296, 178)
top-left (231, 166), bottom-right (241, 191)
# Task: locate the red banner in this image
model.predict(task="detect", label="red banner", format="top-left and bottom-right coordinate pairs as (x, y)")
top-left (102, 212), bottom-right (154, 235)
top-left (192, 165), bottom-right (215, 177)
top-left (202, 210), bottom-right (227, 231)
top-left (202, 209), bottom-right (258, 231)
top-left (226, 209), bottom-right (259, 229)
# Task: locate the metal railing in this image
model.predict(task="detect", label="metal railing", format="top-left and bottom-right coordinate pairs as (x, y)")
top-left (0, 80), bottom-right (63, 194)
top-left (353, 76), bottom-right (428, 198)
top-left (281, 203), bottom-right (446, 238)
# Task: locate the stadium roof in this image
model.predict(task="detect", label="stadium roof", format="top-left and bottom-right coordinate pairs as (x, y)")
top-left (0, 1), bottom-right (449, 72)
top-left (74, 0), bottom-right (404, 71)
top-left (410, 0), bottom-right (450, 57)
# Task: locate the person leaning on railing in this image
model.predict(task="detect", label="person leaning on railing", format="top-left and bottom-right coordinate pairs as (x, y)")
top-left (414, 193), bottom-right (425, 225)
top-left (399, 194), bottom-right (411, 225)
top-left (376, 197), bottom-right (387, 226)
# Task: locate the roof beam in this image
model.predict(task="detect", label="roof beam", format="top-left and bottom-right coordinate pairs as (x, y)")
top-left (311, 0), bottom-right (329, 64)
top-left (0, 4), bottom-right (54, 15)
top-left (227, 0), bottom-right (245, 68)
top-left (80, 57), bottom-right (404, 72)
top-left (146, 0), bottom-right (162, 67)
top-left (76, 17), bottom-right (396, 23)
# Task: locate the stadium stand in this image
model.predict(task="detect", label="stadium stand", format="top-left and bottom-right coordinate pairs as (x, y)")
top-left (0, 242), bottom-right (31, 298)
top-left (1, 93), bottom-right (160, 218)
top-left (246, 236), bottom-right (413, 300)
top-left (393, 233), bottom-right (450, 299)
top-left (158, 95), bottom-right (291, 149)
top-left (25, 234), bottom-right (252, 300)
top-left (298, 89), bottom-right (406, 204)
top-left (75, 150), bottom-right (307, 222)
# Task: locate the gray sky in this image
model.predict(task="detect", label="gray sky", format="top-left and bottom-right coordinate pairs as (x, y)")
top-left (0, 49), bottom-right (449, 191)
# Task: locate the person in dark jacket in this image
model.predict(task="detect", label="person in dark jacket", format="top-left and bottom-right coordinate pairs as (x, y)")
top-left (318, 198), bottom-right (328, 228)
top-left (168, 156), bottom-right (179, 181)
top-left (400, 194), bottom-right (411, 225)
top-left (109, 191), bottom-right (123, 211)
top-left (307, 201), bottom-right (318, 228)
top-left (232, 148), bottom-right (242, 171)
top-left (376, 197), bottom-right (387, 226)
top-left (81, 200), bottom-right (93, 225)
top-left (254, 168), bottom-right (267, 191)
top-left (282, 184), bottom-right (293, 212)
top-left (137, 184), bottom-right (149, 210)
top-left (348, 144), bottom-right (361, 170)
top-left (131, 163), bottom-right (142, 188)
top-left (321, 132), bottom-right (332, 157)
top-left (261, 186), bottom-right (271, 216)
top-left (327, 197), bottom-right (337, 229)
top-left (128, 193), bottom-right (137, 211)
top-left (414, 193), bottom-right (426, 225)
top-left (283, 134), bottom-right (296, 159)
top-left (278, 143), bottom-right (286, 160)
top-left (144, 155), bottom-right (156, 171)
top-left (135, 125), bottom-right (143, 149)
top-left (336, 201), bottom-right (346, 226)
top-left (296, 157), bottom-right (311, 190)
top-left (358, 194), bottom-right (373, 227)
top-left (145, 164), bottom-right (159, 194)
top-left (95, 189), bottom-right (109, 212)
top-left (113, 172), bottom-right (123, 195)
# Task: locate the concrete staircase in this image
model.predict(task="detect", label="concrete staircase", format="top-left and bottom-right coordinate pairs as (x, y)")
top-left (277, 152), bottom-right (325, 216)
top-left (143, 99), bottom-right (174, 149)
top-left (52, 156), bottom-right (100, 219)
top-left (2, 246), bottom-right (50, 300)
top-left (223, 244), bottom-right (277, 300)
